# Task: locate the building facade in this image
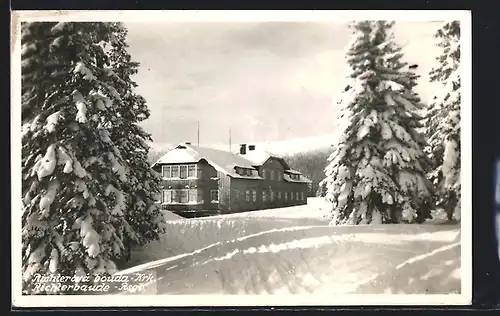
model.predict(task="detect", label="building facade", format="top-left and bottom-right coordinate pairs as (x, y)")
top-left (151, 143), bottom-right (311, 216)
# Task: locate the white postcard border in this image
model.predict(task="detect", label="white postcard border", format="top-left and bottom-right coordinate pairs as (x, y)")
top-left (11, 10), bottom-right (472, 307)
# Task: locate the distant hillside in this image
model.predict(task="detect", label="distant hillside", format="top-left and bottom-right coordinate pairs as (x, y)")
top-left (284, 147), bottom-right (333, 197)
top-left (251, 133), bottom-right (338, 156)
top-left (209, 132), bottom-right (340, 157)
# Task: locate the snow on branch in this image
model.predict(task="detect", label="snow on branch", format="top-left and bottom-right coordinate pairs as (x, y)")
top-left (44, 111), bottom-right (60, 133)
top-left (442, 138), bottom-right (460, 188)
top-left (50, 22), bottom-right (67, 34)
top-left (56, 146), bottom-right (73, 174)
top-left (377, 80), bottom-right (404, 92)
top-left (75, 179), bottom-right (90, 199)
top-left (38, 179), bottom-right (60, 218)
top-left (35, 145), bottom-right (57, 180)
top-left (107, 153), bottom-right (128, 182)
top-left (71, 90), bottom-right (88, 123)
top-left (392, 94), bottom-right (423, 111)
top-left (100, 81), bottom-right (122, 102)
top-left (74, 61), bottom-right (96, 81)
top-left (76, 216), bottom-right (101, 258)
top-left (73, 159), bottom-right (87, 178)
top-left (104, 184), bottom-right (126, 216)
top-left (103, 67), bottom-right (127, 86)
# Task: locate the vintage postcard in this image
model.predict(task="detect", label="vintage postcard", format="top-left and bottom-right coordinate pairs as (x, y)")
top-left (12, 10), bottom-right (472, 307)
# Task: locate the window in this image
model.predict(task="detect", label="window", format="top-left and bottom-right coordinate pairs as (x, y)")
top-left (163, 189), bottom-right (196, 203)
top-left (210, 189), bottom-right (219, 202)
top-left (252, 190), bottom-right (257, 202)
top-left (301, 192), bottom-right (304, 201)
top-left (188, 165), bottom-right (196, 178)
top-left (162, 166), bottom-right (171, 178)
top-left (162, 190), bottom-right (172, 203)
top-left (284, 192), bottom-right (288, 201)
top-left (276, 172), bottom-right (281, 181)
top-left (241, 169), bottom-right (249, 176)
top-left (198, 191), bottom-right (204, 203)
top-left (179, 190), bottom-right (188, 203)
top-left (163, 164), bottom-right (198, 179)
top-left (278, 191), bottom-right (282, 200)
top-left (270, 170), bottom-right (274, 181)
top-left (179, 165), bottom-right (187, 179)
top-left (245, 190), bottom-right (251, 202)
top-left (291, 192), bottom-right (294, 201)
top-left (270, 190), bottom-right (274, 202)
top-left (296, 192), bottom-right (299, 201)
top-left (189, 189), bottom-right (197, 202)
top-left (262, 170), bottom-right (267, 179)
top-left (262, 190), bottom-right (267, 202)
top-left (171, 166), bottom-right (179, 178)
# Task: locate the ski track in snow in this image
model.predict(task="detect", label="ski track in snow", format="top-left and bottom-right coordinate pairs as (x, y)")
top-left (395, 242), bottom-right (461, 270)
top-left (116, 225), bottom-right (318, 275)
top-left (116, 198), bottom-right (461, 295)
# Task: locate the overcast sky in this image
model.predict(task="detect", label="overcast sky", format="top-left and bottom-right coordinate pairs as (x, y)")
top-left (124, 21), bottom-right (443, 148)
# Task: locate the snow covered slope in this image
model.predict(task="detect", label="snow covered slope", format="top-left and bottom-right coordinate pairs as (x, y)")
top-left (117, 198), bottom-right (461, 295)
top-left (148, 132), bottom-right (340, 159)
top-left (243, 133), bottom-right (339, 156)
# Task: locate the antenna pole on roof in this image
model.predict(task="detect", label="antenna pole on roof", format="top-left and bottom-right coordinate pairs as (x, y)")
top-left (197, 121), bottom-right (200, 146)
top-left (229, 128), bottom-right (231, 152)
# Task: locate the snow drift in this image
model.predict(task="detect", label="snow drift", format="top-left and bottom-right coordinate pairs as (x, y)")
top-left (117, 198), bottom-right (461, 295)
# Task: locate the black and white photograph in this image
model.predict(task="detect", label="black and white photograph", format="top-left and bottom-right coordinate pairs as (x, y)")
top-left (11, 10), bottom-right (471, 307)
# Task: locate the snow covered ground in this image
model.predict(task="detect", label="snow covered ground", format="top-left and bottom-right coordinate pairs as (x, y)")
top-left (116, 198), bottom-right (461, 295)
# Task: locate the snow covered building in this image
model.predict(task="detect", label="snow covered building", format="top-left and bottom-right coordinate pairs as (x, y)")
top-left (152, 142), bottom-right (311, 216)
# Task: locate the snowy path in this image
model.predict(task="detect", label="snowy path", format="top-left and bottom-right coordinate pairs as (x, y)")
top-left (116, 198), bottom-right (461, 295)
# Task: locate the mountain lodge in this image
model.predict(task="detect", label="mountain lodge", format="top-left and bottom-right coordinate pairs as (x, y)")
top-left (151, 143), bottom-right (311, 216)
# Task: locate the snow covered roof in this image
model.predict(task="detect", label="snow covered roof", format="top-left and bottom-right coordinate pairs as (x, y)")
top-left (285, 169), bottom-right (301, 175)
top-left (153, 143), bottom-right (311, 181)
top-left (284, 173), bottom-right (312, 184)
top-left (153, 143), bottom-right (263, 179)
top-left (239, 150), bottom-right (271, 166)
top-left (239, 151), bottom-right (309, 182)
top-left (236, 148), bottom-right (290, 169)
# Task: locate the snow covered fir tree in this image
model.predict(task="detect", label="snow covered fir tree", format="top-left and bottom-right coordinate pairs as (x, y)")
top-left (324, 21), bottom-right (435, 225)
top-left (100, 23), bottom-right (165, 259)
top-left (425, 21), bottom-right (461, 221)
top-left (21, 22), bottom-right (164, 294)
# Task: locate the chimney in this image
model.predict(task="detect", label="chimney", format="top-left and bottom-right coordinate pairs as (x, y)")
top-left (248, 145), bottom-right (256, 151)
top-left (239, 144), bottom-right (247, 155)
top-left (185, 141), bottom-right (191, 145)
